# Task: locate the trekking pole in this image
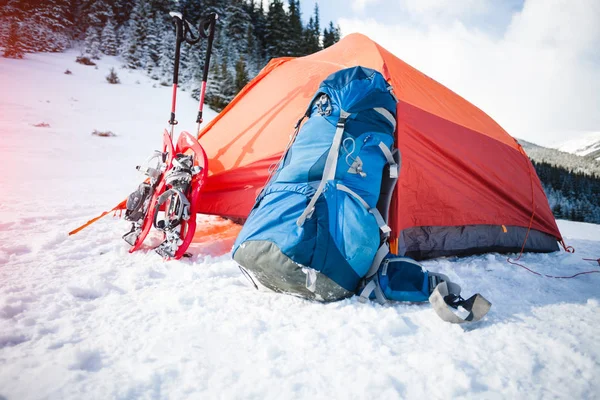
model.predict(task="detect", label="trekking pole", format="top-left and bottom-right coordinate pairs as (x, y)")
top-left (168, 12), bottom-right (185, 140)
top-left (195, 13), bottom-right (218, 137)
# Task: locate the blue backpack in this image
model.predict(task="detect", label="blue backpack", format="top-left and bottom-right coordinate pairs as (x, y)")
top-left (232, 67), bottom-right (398, 301)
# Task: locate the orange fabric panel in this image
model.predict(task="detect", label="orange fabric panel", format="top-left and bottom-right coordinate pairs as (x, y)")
top-left (197, 35), bottom-right (386, 176)
top-left (373, 41), bottom-right (517, 149)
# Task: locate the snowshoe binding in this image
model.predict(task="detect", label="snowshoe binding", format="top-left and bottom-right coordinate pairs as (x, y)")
top-left (123, 130), bottom-right (175, 252)
top-left (122, 150), bottom-right (168, 246)
top-left (153, 153), bottom-right (202, 258)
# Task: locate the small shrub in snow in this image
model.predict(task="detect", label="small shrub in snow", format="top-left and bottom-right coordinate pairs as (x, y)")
top-left (64, 69), bottom-right (72, 75)
top-left (106, 68), bottom-right (120, 84)
top-left (91, 130), bottom-right (116, 137)
top-left (75, 56), bottom-right (96, 66)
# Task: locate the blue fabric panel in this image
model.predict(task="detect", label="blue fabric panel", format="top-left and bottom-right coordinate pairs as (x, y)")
top-left (378, 259), bottom-right (430, 302)
top-left (323, 181), bottom-right (380, 277)
top-left (233, 183), bottom-right (317, 267)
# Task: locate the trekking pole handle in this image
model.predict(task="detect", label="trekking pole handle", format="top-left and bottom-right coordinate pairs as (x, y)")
top-left (168, 12), bottom-right (186, 130)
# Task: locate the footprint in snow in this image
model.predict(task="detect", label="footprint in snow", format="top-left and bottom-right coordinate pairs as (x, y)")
top-left (0, 334), bottom-right (29, 349)
top-left (68, 286), bottom-right (103, 300)
top-left (0, 303), bottom-right (26, 319)
top-left (68, 350), bottom-right (103, 372)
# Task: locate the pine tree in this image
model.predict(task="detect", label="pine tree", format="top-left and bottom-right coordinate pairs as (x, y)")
top-left (323, 21), bottom-right (341, 49)
top-left (31, 0), bottom-right (72, 52)
top-left (225, 0), bottom-right (252, 64)
top-left (286, 0), bottom-right (303, 56)
top-left (248, 0), bottom-right (267, 61)
top-left (145, 16), bottom-right (163, 75)
top-left (245, 24), bottom-right (263, 77)
top-left (82, 0), bottom-right (112, 36)
top-left (302, 16), bottom-right (320, 54)
top-left (205, 59), bottom-right (222, 108)
top-left (84, 27), bottom-right (101, 59)
top-left (264, 0), bottom-right (288, 59)
top-left (158, 25), bottom-right (176, 83)
top-left (235, 58), bottom-right (249, 92)
top-left (101, 19), bottom-right (119, 56)
top-left (113, 0), bottom-right (136, 27)
top-left (313, 3), bottom-right (320, 45)
top-left (3, 19), bottom-right (24, 59)
top-left (122, 0), bottom-right (150, 69)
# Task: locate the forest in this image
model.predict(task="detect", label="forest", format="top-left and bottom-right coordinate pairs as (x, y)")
top-left (0, 0), bottom-right (340, 110)
top-left (532, 160), bottom-right (600, 224)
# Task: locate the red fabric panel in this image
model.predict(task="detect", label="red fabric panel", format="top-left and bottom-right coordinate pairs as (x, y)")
top-left (197, 154), bottom-right (280, 219)
top-left (393, 101), bottom-right (561, 240)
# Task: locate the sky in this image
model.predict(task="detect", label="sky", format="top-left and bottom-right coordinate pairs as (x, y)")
top-left (298, 0), bottom-right (600, 146)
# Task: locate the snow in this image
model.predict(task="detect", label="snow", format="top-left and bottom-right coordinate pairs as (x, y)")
top-left (553, 131), bottom-right (600, 160)
top-left (1, 51), bottom-right (600, 400)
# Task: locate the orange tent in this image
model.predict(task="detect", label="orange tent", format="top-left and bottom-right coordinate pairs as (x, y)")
top-left (72, 32), bottom-right (563, 259)
top-left (196, 33), bottom-right (562, 258)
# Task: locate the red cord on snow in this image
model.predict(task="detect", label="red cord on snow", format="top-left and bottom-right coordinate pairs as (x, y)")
top-left (505, 146), bottom-right (600, 279)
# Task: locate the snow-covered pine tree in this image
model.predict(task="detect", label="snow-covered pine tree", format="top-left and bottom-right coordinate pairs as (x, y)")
top-left (205, 58), bottom-right (222, 108)
top-left (145, 16), bottom-right (163, 76)
top-left (30, 0), bottom-right (72, 52)
top-left (235, 57), bottom-right (249, 92)
top-left (158, 24), bottom-right (176, 84)
top-left (113, 0), bottom-right (136, 27)
top-left (286, 0), bottom-right (303, 56)
top-left (225, 0), bottom-right (251, 62)
top-left (248, 0), bottom-right (267, 62)
top-left (264, 0), bottom-right (288, 59)
top-left (220, 58), bottom-right (237, 106)
top-left (122, 0), bottom-right (150, 69)
top-left (3, 19), bottom-right (24, 59)
top-left (84, 27), bottom-right (102, 59)
top-left (81, 0), bottom-right (113, 39)
top-left (245, 24), bottom-right (263, 78)
top-left (101, 19), bottom-right (119, 56)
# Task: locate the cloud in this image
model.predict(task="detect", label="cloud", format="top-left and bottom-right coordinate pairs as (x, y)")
top-left (338, 0), bottom-right (600, 145)
top-left (351, 0), bottom-right (381, 13)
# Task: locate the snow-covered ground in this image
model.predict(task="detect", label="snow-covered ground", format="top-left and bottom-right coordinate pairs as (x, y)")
top-left (1, 52), bottom-right (599, 400)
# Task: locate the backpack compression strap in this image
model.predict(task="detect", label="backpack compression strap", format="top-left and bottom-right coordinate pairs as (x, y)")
top-left (297, 110), bottom-right (351, 227)
top-left (336, 184), bottom-right (391, 235)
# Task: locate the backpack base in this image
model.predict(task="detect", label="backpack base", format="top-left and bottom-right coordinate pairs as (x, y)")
top-left (234, 240), bottom-right (353, 302)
